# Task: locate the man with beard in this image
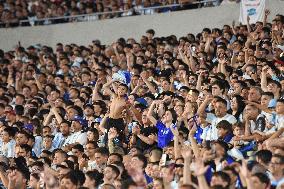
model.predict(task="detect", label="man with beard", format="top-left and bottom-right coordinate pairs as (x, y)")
top-left (52, 120), bottom-right (72, 149)
top-left (83, 104), bottom-right (95, 123)
top-left (198, 97), bottom-right (237, 141)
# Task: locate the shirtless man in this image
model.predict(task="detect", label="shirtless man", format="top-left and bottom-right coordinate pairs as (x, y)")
top-left (102, 79), bottom-right (128, 133)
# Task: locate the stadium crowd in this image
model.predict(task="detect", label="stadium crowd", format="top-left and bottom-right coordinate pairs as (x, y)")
top-left (0, 0), bottom-right (226, 28)
top-left (0, 7), bottom-right (284, 189)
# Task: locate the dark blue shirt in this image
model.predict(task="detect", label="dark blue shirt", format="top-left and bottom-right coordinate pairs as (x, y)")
top-left (156, 121), bottom-right (174, 148)
top-left (222, 133), bottom-right (234, 143)
top-left (194, 125), bottom-right (203, 144)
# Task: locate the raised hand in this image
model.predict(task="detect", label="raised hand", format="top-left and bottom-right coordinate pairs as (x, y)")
top-left (170, 125), bottom-right (179, 137)
top-left (246, 15), bottom-right (250, 23)
top-left (193, 158), bottom-right (209, 176)
top-left (205, 94), bottom-right (213, 102)
top-left (132, 125), bottom-right (141, 135)
top-left (189, 125), bottom-right (197, 137)
top-left (181, 145), bottom-right (192, 159)
top-left (264, 9), bottom-right (270, 16)
top-left (8, 170), bottom-right (17, 183)
top-left (148, 133), bottom-right (157, 142)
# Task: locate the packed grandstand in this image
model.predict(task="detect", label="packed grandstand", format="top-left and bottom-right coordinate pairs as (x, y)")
top-left (0, 1), bottom-right (283, 189)
top-left (0, 0), bottom-right (219, 27)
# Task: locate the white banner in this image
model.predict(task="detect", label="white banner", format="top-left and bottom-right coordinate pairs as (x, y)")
top-left (239, 0), bottom-right (266, 25)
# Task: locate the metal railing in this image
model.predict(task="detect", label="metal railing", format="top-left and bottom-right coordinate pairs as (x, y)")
top-left (0, 0), bottom-right (218, 28)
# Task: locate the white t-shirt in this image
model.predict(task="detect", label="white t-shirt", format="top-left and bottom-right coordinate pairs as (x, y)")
top-left (275, 114), bottom-right (284, 137)
top-left (201, 113), bottom-right (237, 141)
top-left (0, 139), bottom-right (16, 158)
top-left (69, 131), bottom-right (87, 146)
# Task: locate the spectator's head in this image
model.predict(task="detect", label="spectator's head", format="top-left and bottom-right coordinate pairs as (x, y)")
top-left (17, 144), bottom-right (32, 158)
top-left (15, 93), bottom-right (25, 105)
top-left (213, 140), bottom-right (229, 158)
top-left (214, 98), bottom-right (227, 117)
top-left (162, 108), bottom-right (177, 124)
top-left (85, 141), bottom-right (98, 158)
top-left (71, 115), bottom-right (87, 132)
top-left (233, 123), bottom-right (244, 137)
top-left (131, 154), bottom-right (147, 169)
top-left (57, 160), bottom-right (75, 179)
top-left (255, 150), bottom-right (272, 166)
top-left (29, 173), bottom-right (40, 189)
top-left (149, 147), bottom-right (163, 163)
top-left (9, 164), bottom-right (30, 188)
top-left (186, 89), bottom-right (199, 103)
top-left (211, 171), bottom-right (231, 188)
top-left (108, 153), bottom-right (123, 165)
top-left (244, 104), bottom-right (260, 120)
top-left (59, 121), bottom-right (71, 137)
top-left (42, 126), bottom-right (52, 137)
top-left (84, 170), bottom-right (103, 188)
top-left (261, 92), bottom-right (274, 107)
top-left (217, 120), bottom-right (233, 138)
top-left (60, 171), bottom-right (80, 189)
top-left (16, 130), bottom-right (29, 145)
top-left (146, 29), bottom-right (155, 40)
top-left (117, 83), bottom-right (128, 97)
top-left (267, 79), bottom-right (281, 96)
top-left (83, 104), bottom-right (94, 117)
top-left (231, 95), bottom-right (245, 114)
top-left (248, 86), bottom-right (262, 102)
top-left (103, 164), bottom-right (120, 182)
top-left (71, 144), bottom-right (84, 158)
top-left (87, 128), bottom-right (99, 142)
top-left (2, 127), bottom-right (16, 142)
top-left (251, 172), bottom-right (270, 189)
top-left (269, 154), bottom-right (284, 176)
top-left (43, 135), bottom-right (53, 150)
top-left (94, 147), bottom-right (109, 166)
top-left (53, 150), bottom-right (68, 166)
top-left (276, 99), bottom-right (284, 115)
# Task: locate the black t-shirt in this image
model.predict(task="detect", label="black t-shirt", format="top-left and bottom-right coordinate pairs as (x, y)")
top-left (136, 125), bottom-right (158, 151)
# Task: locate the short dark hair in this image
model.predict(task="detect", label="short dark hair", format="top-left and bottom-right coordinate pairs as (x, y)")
top-left (106, 164), bottom-right (120, 179)
top-left (19, 144), bottom-right (32, 155)
top-left (54, 149), bottom-right (68, 159)
top-left (216, 120), bottom-right (233, 133)
top-left (277, 99), bottom-right (284, 104)
top-left (146, 29), bottom-right (155, 35)
top-left (262, 92), bottom-right (274, 99)
top-left (94, 147), bottom-right (109, 157)
top-left (109, 153), bottom-right (123, 163)
top-left (4, 127), bottom-right (16, 137)
top-left (215, 98), bottom-right (227, 107)
top-left (72, 144), bottom-right (84, 152)
top-left (132, 154), bottom-right (147, 168)
top-left (85, 170), bottom-right (104, 187)
top-left (255, 150), bottom-right (272, 165)
top-left (166, 108), bottom-right (177, 124)
top-left (118, 83), bottom-right (128, 90)
top-left (62, 171), bottom-right (80, 186)
top-left (213, 171), bottom-right (231, 187)
top-left (252, 172), bottom-right (270, 185)
top-left (212, 80), bottom-right (226, 93)
top-left (15, 105), bottom-right (24, 115)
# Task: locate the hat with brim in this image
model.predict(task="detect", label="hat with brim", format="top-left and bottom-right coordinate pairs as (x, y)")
top-left (73, 115), bottom-right (88, 128)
